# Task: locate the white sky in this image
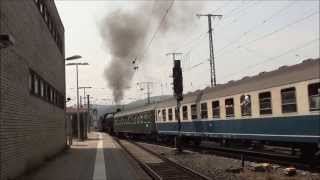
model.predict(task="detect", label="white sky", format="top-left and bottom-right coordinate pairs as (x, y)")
top-left (55, 0), bottom-right (319, 106)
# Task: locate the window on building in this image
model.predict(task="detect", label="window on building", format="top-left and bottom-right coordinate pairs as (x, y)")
top-left (308, 82), bottom-right (320, 111)
top-left (162, 109), bottom-right (166, 121)
top-left (191, 104), bottom-right (197, 120)
top-left (50, 88), bottom-right (53, 103)
top-left (43, 8), bottom-right (48, 23)
top-left (54, 91), bottom-right (58, 105)
top-left (182, 106), bottom-right (188, 120)
top-left (34, 75), bottom-right (39, 95)
top-left (212, 100), bottom-right (220, 118)
top-left (281, 87), bottom-right (297, 113)
top-left (200, 102), bottom-right (208, 119)
top-left (259, 91), bottom-right (272, 115)
top-left (225, 98), bottom-right (234, 117)
top-left (240, 95), bottom-right (251, 116)
top-left (29, 72), bottom-right (34, 92)
top-left (40, 80), bottom-right (44, 97)
top-left (44, 83), bottom-right (48, 100)
top-left (39, 2), bottom-right (44, 14)
top-left (168, 108), bottom-right (173, 121)
top-left (48, 20), bottom-right (52, 31)
top-left (46, 85), bottom-right (50, 101)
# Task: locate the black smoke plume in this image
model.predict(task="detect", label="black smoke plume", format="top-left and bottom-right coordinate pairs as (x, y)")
top-left (101, 1), bottom-right (203, 103)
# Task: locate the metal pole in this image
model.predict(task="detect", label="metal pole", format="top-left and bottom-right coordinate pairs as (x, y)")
top-left (87, 94), bottom-right (90, 133)
top-left (76, 65), bottom-right (81, 140)
top-left (208, 16), bottom-right (214, 87)
top-left (176, 101), bottom-right (182, 152)
top-left (83, 89), bottom-right (86, 107)
top-left (197, 14), bottom-right (222, 87)
top-left (147, 83), bottom-right (150, 104)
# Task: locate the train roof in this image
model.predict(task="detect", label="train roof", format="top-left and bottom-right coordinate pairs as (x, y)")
top-left (114, 103), bottom-right (157, 117)
top-left (156, 57), bottom-right (320, 107)
top-left (116, 58), bottom-right (320, 114)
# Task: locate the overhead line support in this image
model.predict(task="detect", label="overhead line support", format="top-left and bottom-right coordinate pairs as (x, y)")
top-left (197, 14), bottom-right (223, 87)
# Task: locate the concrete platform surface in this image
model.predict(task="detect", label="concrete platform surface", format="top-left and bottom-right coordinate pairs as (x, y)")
top-left (19, 132), bottom-right (151, 180)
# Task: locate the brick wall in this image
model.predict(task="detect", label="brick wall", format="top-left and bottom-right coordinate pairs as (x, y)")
top-left (0, 1), bottom-right (66, 179)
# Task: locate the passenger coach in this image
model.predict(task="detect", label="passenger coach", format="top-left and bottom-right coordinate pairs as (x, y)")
top-left (114, 58), bottom-right (320, 157)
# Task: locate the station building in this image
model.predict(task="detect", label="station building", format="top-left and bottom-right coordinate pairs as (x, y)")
top-left (0, 0), bottom-right (66, 179)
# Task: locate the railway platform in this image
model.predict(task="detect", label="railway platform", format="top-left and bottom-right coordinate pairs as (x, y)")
top-left (19, 132), bottom-right (151, 180)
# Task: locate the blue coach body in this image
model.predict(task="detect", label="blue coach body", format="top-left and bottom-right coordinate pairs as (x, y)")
top-left (157, 115), bottom-right (320, 143)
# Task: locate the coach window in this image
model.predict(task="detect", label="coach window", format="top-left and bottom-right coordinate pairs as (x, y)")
top-left (168, 108), bottom-right (173, 121)
top-left (259, 92), bottom-right (272, 115)
top-left (308, 82), bottom-right (320, 111)
top-left (162, 109), bottom-right (167, 121)
top-left (174, 107), bottom-right (179, 121)
top-left (200, 103), bottom-right (208, 119)
top-left (212, 100), bottom-right (220, 118)
top-left (225, 98), bottom-right (234, 117)
top-left (281, 87), bottom-right (297, 113)
top-left (182, 106), bottom-right (188, 120)
top-left (157, 110), bottom-right (161, 121)
top-left (240, 95), bottom-right (251, 116)
top-left (191, 104), bottom-right (197, 120)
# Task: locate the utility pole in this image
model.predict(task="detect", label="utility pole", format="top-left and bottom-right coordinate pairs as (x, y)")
top-left (137, 82), bottom-right (153, 104)
top-left (196, 14), bottom-right (223, 87)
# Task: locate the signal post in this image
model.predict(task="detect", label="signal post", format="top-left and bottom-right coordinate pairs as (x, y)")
top-left (168, 53), bottom-right (184, 152)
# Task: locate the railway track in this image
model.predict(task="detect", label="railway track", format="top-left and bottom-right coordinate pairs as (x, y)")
top-left (130, 139), bottom-right (320, 172)
top-left (189, 144), bottom-right (320, 172)
top-left (114, 137), bottom-right (211, 180)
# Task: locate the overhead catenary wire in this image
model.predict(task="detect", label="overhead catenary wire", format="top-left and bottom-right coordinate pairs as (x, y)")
top-left (185, 35), bottom-right (319, 73)
top-left (216, 1), bottom-right (263, 30)
top-left (137, 0), bottom-right (175, 62)
top-left (237, 11), bottom-right (319, 47)
top-left (220, 37), bottom-right (319, 81)
top-left (216, 9), bottom-right (319, 57)
top-left (215, 1), bottom-right (300, 56)
top-left (168, 2), bottom-right (318, 74)
top-left (173, 2), bottom-right (230, 60)
top-left (173, 1), bottom-right (289, 73)
top-left (172, 1), bottom-right (258, 71)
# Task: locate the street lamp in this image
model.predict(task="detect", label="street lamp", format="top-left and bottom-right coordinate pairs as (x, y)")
top-left (0, 34), bottom-right (15, 49)
top-left (66, 60), bottom-right (89, 141)
top-left (65, 55), bottom-right (82, 61)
